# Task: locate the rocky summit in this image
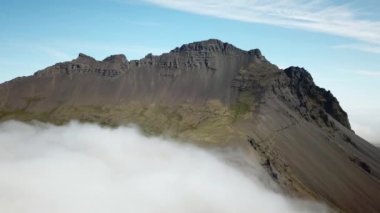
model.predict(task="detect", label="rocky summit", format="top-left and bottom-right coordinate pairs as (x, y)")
top-left (1, 39), bottom-right (380, 212)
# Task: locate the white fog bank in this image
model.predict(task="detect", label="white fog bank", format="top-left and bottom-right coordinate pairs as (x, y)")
top-left (0, 121), bottom-right (328, 213)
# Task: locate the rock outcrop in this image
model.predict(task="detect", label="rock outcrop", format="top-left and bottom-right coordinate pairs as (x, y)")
top-left (283, 66), bottom-right (350, 129)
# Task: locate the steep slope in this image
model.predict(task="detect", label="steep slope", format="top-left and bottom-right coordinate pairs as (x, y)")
top-left (1, 39), bottom-right (380, 212)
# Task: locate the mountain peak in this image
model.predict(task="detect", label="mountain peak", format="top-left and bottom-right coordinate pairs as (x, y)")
top-left (248, 48), bottom-right (265, 60)
top-left (284, 66), bottom-right (314, 83)
top-left (170, 39), bottom-right (239, 54)
top-left (103, 54), bottom-right (128, 64)
top-left (74, 53), bottom-right (96, 63)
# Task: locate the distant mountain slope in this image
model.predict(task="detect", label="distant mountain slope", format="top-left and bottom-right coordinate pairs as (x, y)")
top-left (1, 39), bottom-right (379, 212)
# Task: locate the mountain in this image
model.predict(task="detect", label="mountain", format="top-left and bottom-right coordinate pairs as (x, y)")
top-left (1, 39), bottom-right (380, 212)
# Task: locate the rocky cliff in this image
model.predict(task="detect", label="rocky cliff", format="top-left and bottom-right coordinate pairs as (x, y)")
top-left (1, 39), bottom-right (379, 212)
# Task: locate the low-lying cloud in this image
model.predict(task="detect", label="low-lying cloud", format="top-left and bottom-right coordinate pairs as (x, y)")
top-left (0, 121), bottom-right (328, 213)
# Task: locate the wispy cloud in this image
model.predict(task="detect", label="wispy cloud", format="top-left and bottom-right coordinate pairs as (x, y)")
top-left (57, 41), bottom-right (166, 59)
top-left (0, 39), bottom-right (168, 83)
top-left (1, 39), bottom-right (167, 61)
top-left (142, 0), bottom-right (380, 53)
top-left (34, 46), bottom-right (72, 61)
top-left (354, 70), bottom-right (380, 77)
top-left (334, 43), bottom-right (380, 54)
top-left (125, 20), bottom-right (162, 27)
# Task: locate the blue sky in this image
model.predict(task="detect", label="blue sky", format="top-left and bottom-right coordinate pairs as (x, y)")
top-left (0, 0), bottom-right (379, 144)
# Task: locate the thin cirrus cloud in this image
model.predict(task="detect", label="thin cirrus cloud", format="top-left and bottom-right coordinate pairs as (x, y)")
top-left (354, 70), bottom-right (380, 77)
top-left (334, 43), bottom-right (380, 54)
top-left (142, 0), bottom-right (380, 53)
top-left (1, 39), bottom-right (167, 62)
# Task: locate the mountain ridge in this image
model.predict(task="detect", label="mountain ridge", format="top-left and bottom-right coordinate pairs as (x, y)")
top-left (0, 39), bottom-right (379, 212)
top-left (7, 39), bottom-right (349, 130)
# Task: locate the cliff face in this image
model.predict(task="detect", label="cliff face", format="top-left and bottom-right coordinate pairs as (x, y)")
top-left (1, 39), bottom-right (380, 212)
top-left (1, 40), bottom-right (266, 109)
top-left (283, 66), bottom-right (350, 129)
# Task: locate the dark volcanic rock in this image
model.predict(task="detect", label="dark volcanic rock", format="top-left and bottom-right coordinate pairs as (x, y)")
top-left (170, 39), bottom-right (239, 54)
top-left (1, 39), bottom-right (380, 213)
top-left (284, 66), bottom-right (350, 129)
top-left (75, 53), bottom-right (97, 63)
top-left (103, 54), bottom-right (128, 64)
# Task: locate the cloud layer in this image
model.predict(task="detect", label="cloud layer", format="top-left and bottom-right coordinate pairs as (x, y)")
top-left (0, 121), bottom-right (327, 213)
top-left (143, 0), bottom-right (380, 53)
